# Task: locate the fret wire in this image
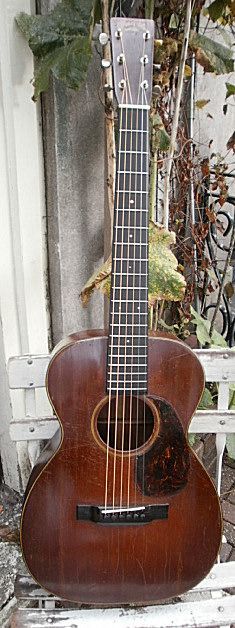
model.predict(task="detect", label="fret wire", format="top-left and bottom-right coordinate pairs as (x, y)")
top-left (113, 259), bottom-right (148, 262)
top-left (113, 207), bottom-right (149, 214)
top-left (108, 343), bottom-right (147, 350)
top-left (119, 104), bottom-right (150, 110)
top-left (117, 190), bottom-right (148, 194)
top-left (110, 328), bottom-right (147, 332)
top-left (117, 171), bottom-right (148, 174)
top-left (119, 150), bottom-right (148, 154)
top-left (119, 131), bottom-right (148, 134)
top-left (108, 380), bottom-right (147, 384)
top-left (107, 368), bottom-right (147, 372)
top-left (107, 382), bottom-right (147, 394)
top-left (108, 334), bottom-right (147, 337)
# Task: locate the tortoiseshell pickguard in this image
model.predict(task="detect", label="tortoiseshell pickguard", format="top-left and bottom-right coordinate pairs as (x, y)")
top-left (136, 398), bottom-right (190, 497)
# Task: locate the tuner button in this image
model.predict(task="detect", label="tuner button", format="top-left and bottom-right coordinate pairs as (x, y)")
top-left (101, 59), bottom-right (112, 69)
top-left (99, 32), bottom-right (109, 46)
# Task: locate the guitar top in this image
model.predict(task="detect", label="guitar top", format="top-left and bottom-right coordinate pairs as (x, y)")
top-left (20, 18), bottom-right (222, 605)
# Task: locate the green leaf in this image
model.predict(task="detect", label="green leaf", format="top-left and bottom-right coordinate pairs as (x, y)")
top-left (207, 0), bottom-right (228, 22)
top-left (189, 31), bottom-right (234, 74)
top-left (16, 0), bottom-right (95, 99)
top-left (151, 113), bottom-right (170, 152)
top-left (198, 387), bottom-right (214, 410)
top-left (81, 223), bottom-right (186, 306)
top-left (148, 223), bottom-right (186, 304)
top-left (169, 13), bottom-right (180, 29)
top-left (190, 306), bottom-right (227, 347)
top-left (226, 82), bottom-right (235, 99)
top-left (226, 434), bottom-right (235, 460)
top-left (33, 35), bottom-right (92, 100)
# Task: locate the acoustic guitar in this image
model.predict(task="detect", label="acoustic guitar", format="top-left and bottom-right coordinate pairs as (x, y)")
top-left (21, 17), bottom-right (222, 605)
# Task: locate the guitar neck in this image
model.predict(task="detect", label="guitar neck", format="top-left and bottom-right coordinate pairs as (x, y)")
top-left (107, 105), bottom-right (149, 394)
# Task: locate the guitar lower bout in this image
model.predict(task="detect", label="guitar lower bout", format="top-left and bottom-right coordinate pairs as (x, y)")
top-left (20, 331), bottom-right (222, 605)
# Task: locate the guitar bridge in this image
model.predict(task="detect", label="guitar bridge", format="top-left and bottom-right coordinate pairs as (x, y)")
top-left (76, 504), bottom-right (169, 525)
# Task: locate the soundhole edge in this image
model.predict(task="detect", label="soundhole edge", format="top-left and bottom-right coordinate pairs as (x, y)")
top-left (93, 395), bottom-right (159, 455)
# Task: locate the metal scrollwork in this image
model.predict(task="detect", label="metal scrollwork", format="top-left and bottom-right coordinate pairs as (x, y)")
top-left (202, 182), bottom-right (235, 346)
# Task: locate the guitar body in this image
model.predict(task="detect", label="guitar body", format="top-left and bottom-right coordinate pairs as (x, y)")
top-left (21, 331), bottom-right (222, 604)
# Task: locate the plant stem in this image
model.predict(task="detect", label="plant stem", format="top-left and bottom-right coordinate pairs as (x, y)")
top-left (149, 146), bottom-right (158, 221)
top-left (145, 0), bottom-right (155, 19)
top-left (209, 216), bottom-right (235, 338)
top-left (162, 0), bottom-right (192, 229)
top-left (101, 0), bottom-right (116, 235)
top-left (159, 299), bottom-right (165, 321)
top-left (154, 302), bottom-right (159, 331)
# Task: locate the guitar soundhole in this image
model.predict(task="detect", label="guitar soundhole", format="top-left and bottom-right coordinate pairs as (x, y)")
top-left (96, 396), bottom-right (155, 452)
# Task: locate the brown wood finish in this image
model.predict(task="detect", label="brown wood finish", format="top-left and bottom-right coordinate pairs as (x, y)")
top-left (21, 331), bottom-right (222, 605)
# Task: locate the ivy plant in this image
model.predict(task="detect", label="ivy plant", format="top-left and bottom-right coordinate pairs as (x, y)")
top-left (80, 222), bottom-right (186, 306)
top-left (16, 0), bottom-right (98, 100)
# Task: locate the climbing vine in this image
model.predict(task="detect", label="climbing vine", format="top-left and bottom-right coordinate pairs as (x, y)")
top-left (17, 0), bottom-right (235, 346)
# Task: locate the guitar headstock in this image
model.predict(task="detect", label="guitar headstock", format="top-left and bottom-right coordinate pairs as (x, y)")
top-left (110, 18), bottom-right (154, 107)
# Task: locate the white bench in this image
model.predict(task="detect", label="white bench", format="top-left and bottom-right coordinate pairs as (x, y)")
top-left (8, 348), bottom-right (235, 627)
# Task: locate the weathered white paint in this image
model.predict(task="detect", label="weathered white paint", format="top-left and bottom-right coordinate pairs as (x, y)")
top-left (8, 347), bottom-right (235, 388)
top-left (10, 595), bottom-right (235, 627)
top-left (194, 23), bottom-right (235, 196)
top-left (8, 408), bottom-right (235, 442)
top-left (0, 0), bottom-right (50, 489)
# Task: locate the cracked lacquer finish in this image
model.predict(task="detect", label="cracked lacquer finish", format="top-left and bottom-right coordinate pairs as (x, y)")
top-left (21, 331), bottom-right (222, 605)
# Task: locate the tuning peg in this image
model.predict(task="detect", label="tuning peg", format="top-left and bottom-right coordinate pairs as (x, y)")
top-left (101, 59), bottom-right (112, 69)
top-left (99, 32), bottom-right (109, 46)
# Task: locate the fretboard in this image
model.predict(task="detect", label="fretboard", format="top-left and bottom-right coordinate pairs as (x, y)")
top-left (107, 106), bottom-right (149, 394)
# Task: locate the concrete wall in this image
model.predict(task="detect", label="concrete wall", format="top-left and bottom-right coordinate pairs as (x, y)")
top-left (41, 3), bottom-right (105, 346)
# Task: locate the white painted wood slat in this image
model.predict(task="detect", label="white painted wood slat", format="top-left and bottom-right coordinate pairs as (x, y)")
top-left (10, 595), bottom-right (235, 627)
top-left (8, 355), bottom-right (50, 389)
top-left (9, 409), bottom-right (235, 441)
top-left (8, 347), bottom-right (235, 388)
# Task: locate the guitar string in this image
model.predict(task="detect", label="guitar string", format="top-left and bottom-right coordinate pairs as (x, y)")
top-left (125, 103), bottom-right (134, 510)
top-left (127, 44), bottom-right (146, 509)
top-left (142, 85), bottom-right (149, 498)
top-left (119, 102), bottom-right (134, 510)
top-left (104, 85), bottom-right (125, 513)
top-left (117, 43), bottom-right (133, 510)
top-left (112, 34), bottom-right (133, 511)
top-left (112, 91), bottom-right (127, 511)
top-left (122, 41), bottom-right (146, 510)
top-left (134, 42), bottom-right (146, 507)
